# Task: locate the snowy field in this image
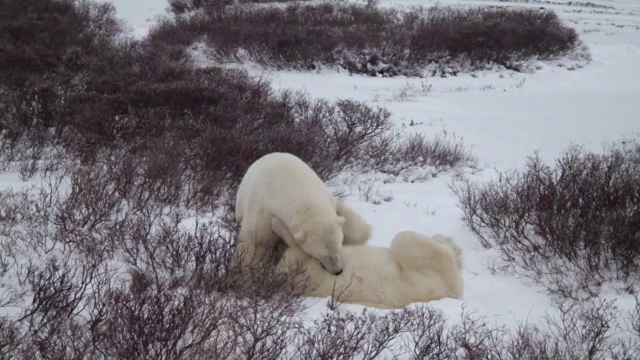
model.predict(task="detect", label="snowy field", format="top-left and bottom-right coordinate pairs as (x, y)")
top-left (30, 0), bottom-right (640, 348)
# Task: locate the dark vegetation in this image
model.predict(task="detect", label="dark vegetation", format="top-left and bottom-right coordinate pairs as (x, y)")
top-left (0, 0), bottom-right (474, 209)
top-left (158, 0), bottom-right (581, 76)
top-left (167, 0), bottom-right (305, 15)
top-left (1, 0), bottom-right (635, 357)
top-left (456, 141), bottom-right (640, 297)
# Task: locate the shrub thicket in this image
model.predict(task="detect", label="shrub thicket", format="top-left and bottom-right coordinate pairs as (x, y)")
top-left (0, 146), bottom-right (636, 357)
top-left (167, 0), bottom-right (308, 15)
top-left (0, 0), bottom-right (635, 357)
top-left (455, 142), bottom-right (640, 296)
top-left (0, 0), bottom-right (121, 153)
top-left (160, 1), bottom-right (581, 76)
top-left (1, 0), bottom-right (473, 210)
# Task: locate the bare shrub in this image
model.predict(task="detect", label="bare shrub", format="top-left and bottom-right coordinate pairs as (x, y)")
top-left (295, 309), bottom-right (413, 359)
top-left (0, 318), bottom-right (19, 358)
top-left (0, 0), bottom-right (123, 156)
top-left (6, 48), bottom-right (467, 204)
top-left (168, 0), bottom-right (228, 15)
top-left (410, 6), bottom-right (580, 74)
top-left (617, 295), bottom-right (640, 359)
top-left (394, 132), bottom-right (475, 170)
top-left (172, 2), bottom-right (581, 76)
top-left (167, 0), bottom-right (309, 15)
top-left (0, 0), bottom-right (481, 356)
top-left (403, 306), bottom-right (450, 359)
top-left (2, 0), bottom-right (477, 210)
top-left (0, 152), bottom-right (310, 358)
top-left (326, 276), bottom-right (354, 311)
top-left (0, 153), bottom-right (639, 357)
top-left (455, 142), bottom-right (640, 296)
top-left (497, 297), bottom-right (626, 360)
top-left (405, 298), bottom-right (633, 360)
top-left (544, 298), bottom-right (619, 359)
top-left (63, 72), bottom-right (397, 204)
top-left (0, 0), bottom-right (121, 89)
top-left (366, 131), bottom-right (477, 177)
top-left (91, 284), bottom-right (235, 359)
top-left (630, 295), bottom-right (640, 340)
top-left (223, 293), bottom-right (304, 359)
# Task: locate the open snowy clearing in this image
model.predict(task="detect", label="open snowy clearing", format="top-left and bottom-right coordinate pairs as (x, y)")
top-left (36, 0), bottom-right (640, 342)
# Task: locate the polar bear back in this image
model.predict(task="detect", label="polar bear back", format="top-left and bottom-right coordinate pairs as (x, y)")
top-left (235, 152), bottom-right (337, 226)
top-left (234, 152), bottom-right (347, 274)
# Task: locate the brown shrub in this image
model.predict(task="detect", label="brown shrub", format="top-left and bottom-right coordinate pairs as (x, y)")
top-left (0, 161), bottom-right (638, 357)
top-left (0, 0), bottom-right (122, 150)
top-left (167, 0), bottom-right (313, 16)
top-left (455, 141), bottom-right (640, 296)
top-left (1, 0), bottom-right (475, 206)
top-left (162, 2), bottom-right (580, 76)
top-left (5, 0), bottom-right (629, 358)
top-left (365, 131), bottom-right (477, 176)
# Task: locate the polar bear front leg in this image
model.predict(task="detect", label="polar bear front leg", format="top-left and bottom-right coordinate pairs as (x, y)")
top-left (233, 223), bottom-right (258, 269)
top-left (271, 216), bottom-right (298, 248)
top-left (235, 216), bottom-right (281, 268)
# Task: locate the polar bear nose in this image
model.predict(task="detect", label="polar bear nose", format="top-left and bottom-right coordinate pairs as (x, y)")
top-left (333, 268), bottom-right (343, 276)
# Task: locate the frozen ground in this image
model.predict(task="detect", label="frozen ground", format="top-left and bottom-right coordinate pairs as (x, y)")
top-left (73, 0), bottom-right (640, 337)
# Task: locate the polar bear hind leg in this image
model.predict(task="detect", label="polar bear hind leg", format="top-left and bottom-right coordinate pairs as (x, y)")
top-left (430, 234), bottom-right (463, 270)
top-left (335, 200), bottom-right (371, 245)
top-left (389, 231), bottom-right (461, 273)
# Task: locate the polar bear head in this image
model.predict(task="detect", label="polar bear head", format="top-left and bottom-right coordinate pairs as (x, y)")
top-left (292, 217), bottom-right (346, 275)
top-left (272, 215), bottom-right (346, 275)
top-left (294, 231), bottom-right (343, 275)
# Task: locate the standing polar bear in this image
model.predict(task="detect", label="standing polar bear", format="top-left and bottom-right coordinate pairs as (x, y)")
top-left (234, 152), bottom-right (371, 274)
top-left (274, 221), bottom-right (464, 309)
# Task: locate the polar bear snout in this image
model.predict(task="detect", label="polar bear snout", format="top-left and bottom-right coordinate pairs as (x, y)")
top-left (322, 264), bottom-right (343, 276)
top-left (318, 255), bottom-right (343, 275)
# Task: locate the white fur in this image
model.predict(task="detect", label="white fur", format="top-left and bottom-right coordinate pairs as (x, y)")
top-left (336, 199), bottom-right (371, 246)
top-left (276, 227), bottom-right (465, 309)
top-left (235, 152), bottom-right (350, 274)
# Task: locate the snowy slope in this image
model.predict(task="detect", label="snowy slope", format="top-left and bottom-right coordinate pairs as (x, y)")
top-left (73, 0), bottom-right (640, 336)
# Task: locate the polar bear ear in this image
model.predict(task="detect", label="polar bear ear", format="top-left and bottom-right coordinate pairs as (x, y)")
top-left (293, 231), bottom-right (306, 244)
top-left (337, 216), bottom-right (346, 226)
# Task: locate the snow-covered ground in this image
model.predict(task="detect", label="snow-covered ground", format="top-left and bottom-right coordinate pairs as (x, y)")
top-left (56, 0), bottom-right (640, 339)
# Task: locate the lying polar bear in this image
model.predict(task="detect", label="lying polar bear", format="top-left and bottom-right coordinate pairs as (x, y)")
top-left (273, 217), bottom-right (464, 309)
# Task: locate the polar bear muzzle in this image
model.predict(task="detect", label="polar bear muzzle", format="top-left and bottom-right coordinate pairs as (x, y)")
top-left (318, 255), bottom-right (343, 275)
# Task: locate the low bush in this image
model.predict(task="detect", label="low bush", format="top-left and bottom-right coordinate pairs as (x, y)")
top-left (1, 177), bottom-right (638, 360)
top-left (368, 131), bottom-right (476, 176)
top-left (165, 1), bottom-right (581, 76)
top-left (0, 0), bottom-right (491, 356)
top-left (168, 0), bottom-right (223, 15)
top-left (1, 0), bottom-right (474, 210)
top-left (0, 0), bottom-right (121, 152)
top-left (455, 142), bottom-right (640, 296)
top-left (167, 0), bottom-right (308, 15)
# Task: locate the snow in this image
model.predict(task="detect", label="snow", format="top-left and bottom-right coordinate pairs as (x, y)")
top-left (189, 0), bottom-right (639, 330)
top-left (9, 0), bottom-right (640, 348)
top-left (105, 0), bottom-right (170, 38)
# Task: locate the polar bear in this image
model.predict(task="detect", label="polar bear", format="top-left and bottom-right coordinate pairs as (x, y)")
top-left (274, 221), bottom-right (464, 309)
top-left (336, 198), bottom-right (371, 247)
top-left (235, 152), bottom-right (371, 275)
